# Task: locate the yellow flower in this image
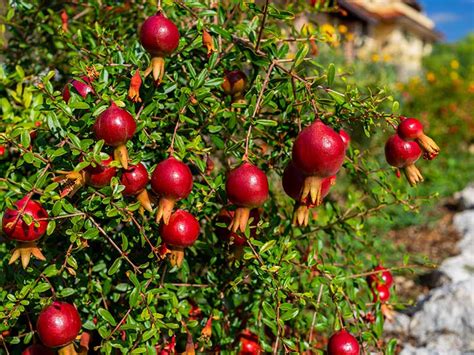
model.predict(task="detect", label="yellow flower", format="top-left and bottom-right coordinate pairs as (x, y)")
top-left (371, 53), bottom-right (380, 62)
top-left (426, 72), bottom-right (436, 83)
top-left (320, 23), bottom-right (335, 35)
top-left (338, 25), bottom-right (348, 34)
top-left (450, 59), bottom-right (459, 70)
top-left (450, 71), bottom-right (459, 80)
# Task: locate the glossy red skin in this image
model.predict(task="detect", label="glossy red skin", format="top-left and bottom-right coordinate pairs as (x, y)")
top-left (339, 129), bottom-right (351, 149)
top-left (140, 13), bottom-right (180, 57)
top-left (93, 102), bottom-right (136, 147)
top-left (367, 265), bottom-right (394, 288)
top-left (282, 161), bottom-right (335, 205)
top-left (397, 118), bottom-right (424, 141)
top-left (239, 330), bottom-right (261, 355)
top-left (151, 157), bottom-right (193, 200)
top-left (22, 344), bottom-right (54, 355)
top-left (37, 301), bottom-right (82, 348)
top-left (62, 76), bottom-right (94, 103)
top-left (385, 134), bottom-right (422, 168)
top-left (226, 163), bottom-right (269, 208)
top-left (160, 210), bottom-right (200, 248)
top-left (121, 163), bottom-right (149, 196)
top-left (292, 121), bottom-right (346, 177)
top-left (372, 283), bottom-right (391, 303)
top-left (85, 157), bottom-right (117, 188)
top-left (2, 196), bottom-right (48, 243)
top-left (327, 329), bottom-right (360, 355)
top-left (215, 209), bottom-right (260, 246)
top-left (0, 145), bottom-right (5, 155)
top-left (222, 70), bottom-right (247, 96)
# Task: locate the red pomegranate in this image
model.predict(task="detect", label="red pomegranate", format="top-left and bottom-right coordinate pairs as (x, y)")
top-left (160, 210), bottom-right (200, 267)
top-left (151, 157), bottom-right (193, 224)
top-left (85, 156), bottom-right (117, 188)
top-left (0, 145), bottom-right (5, 156)
top-left (37, 301), bottom-right (82, 349)
top-left (121, 163), bottom-right (152, 212)
top-left (22, 344), bottom-right (54, 355)
top-left (140, 12), bottom-right (180, 84)
top-left (397, 117), bottom-right (439, 160)
top-left (339, 129), bottom-right (351, 150)
top-left (2, 196), bottom-right (48, 268)
top-left (62, 76), bottom-right (94, 103)
top-left (292, 120), bottom-right (345, 206)
top-left (93, 102), bottom-right (136, 169)
top-left (226, 162), bottom-right (268, 233)
top-left (385, 134), bottom-right (423, 186)
top-left (372, 283), bottom-right (391, 303)
top-left (222, 70), bottom-right (247, 102)
top-left (327, 329), bottom-right (360, 355)
top-left (282, 161), bottom-right (335, 226)
top-left (367, 265), bottom-right (394, 288)
top-left (239, 330), bottom-right (261, 355)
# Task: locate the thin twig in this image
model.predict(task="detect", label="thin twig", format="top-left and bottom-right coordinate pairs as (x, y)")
top-left (256, 0), bottom-right (270, 51)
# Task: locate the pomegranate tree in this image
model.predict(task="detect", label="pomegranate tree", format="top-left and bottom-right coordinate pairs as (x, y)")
top-left (292, 120), bottom-right (346, 206)
top-left (385, 134), bottom-right (423, 186)
top-left (151, 157), bottom-right (193, 224)
top-left (397, 117), bottom-right (440, 160)
top-left (120, 162), bottom-right (152, 212)
top-left (327, 329), bottom-right (360, 355)
top-left (225, 162), bottom-right (268, 233)
top-left (93, 102), bottom-right (136, 169)
top-left (2, 196), bottom-right (48, 268)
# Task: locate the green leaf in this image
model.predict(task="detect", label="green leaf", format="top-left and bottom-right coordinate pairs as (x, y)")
top-left (327, 63), bottom-right (336, 86)
top-left (98, 308), bottom-right (117, 326)
top-left (260, 240), bottom-right (276, 254)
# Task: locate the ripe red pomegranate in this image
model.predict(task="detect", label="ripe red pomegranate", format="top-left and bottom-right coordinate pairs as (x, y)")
top-left (385, 134), bottom-right (423, 186)
top-left (339, 129), bottom-right (351, 150)
top-left (292, 120), bottom-right (345, 206)
top-left (367, 265), bottom-right (394, 288)
top-left (327, 329), bottom-right (360, 355)
top-left (0, 145), bottom-right (6, 156)
top-left (239, 330), bottom-right (261, 355)
top-left (121, 163), bottom-right (152, 212)
top-left (140, 12), bottom-right (180, 84)
top-left (93, 102), bottom-right (136, 169)
top-left (222, 70), bottom-right (247, 102)
top-left (37, 301), bottom-right (82, 349)
top-left (372, 283), bottom-right (391, 303)
top-left (160, 210), bottom-right (200, 267)
top-left (226, 162), bottom-right (268, 233)
top-left (151, 157), bottom-right (193, 224)
top-left (397, 117), bottom-right (439, 160)
top-left (283, 161), bottom-right (335, 226)
top-left (2, 196), bottom-right (48, 268)
top-left (62, 76), bottom-right (94, 103)
top-left (22, 344), bottom-right (54, 355)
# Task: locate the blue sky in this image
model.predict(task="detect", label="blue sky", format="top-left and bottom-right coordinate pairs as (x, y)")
top-left (421, 0), bottom-right (474, 42)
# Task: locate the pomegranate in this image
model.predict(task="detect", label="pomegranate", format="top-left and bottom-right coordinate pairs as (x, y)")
top-left (327, 329), bottom-right (360, 355)
top-left (222, 70), bottom-right (247, 102)
top-left (93, 102), bottom-right (136, 169)
top-left (121, 162), bottom-right (152, 212)
top-left (225, 162), bottom-right (268, 233)
top-left (292, 120), bottom-right (345, 206)
top-left (151, 157), bottom-right (193, 224)
top-left (160, 210), bottom-right (200, 267)
top-left (385, 134), bottom-right (423, 186)
top-left (282, 161), bottom-right (335, 226)
top-left (0, 145), bottom-right (6, 156)
top-left (62, 76), bottom-right (94, 103)
top-left (397, 117), bottom-right (439, 160)
top-left (2, 196), bottom-right (48, 268)
top-left (239, 330), bottom-right (261, 355)
top-left (37, 301), bottom-right (82, 349)
top-left (372, 283), bottom-right (391, 303)
top-left (367, 265), bottom-right (394, 288)
top-left (22, 344), bottom-right (54, 355)
top-left (140, 12), bottom-right (180, 84)
top-left (339, 129), bottom-right (351, 150)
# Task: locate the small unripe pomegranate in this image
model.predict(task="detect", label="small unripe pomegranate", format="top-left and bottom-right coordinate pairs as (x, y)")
top-left (226, 162), bottom-right (268, 233)
top-left (120, 163), bottom-right (152, 212)
top-left (140, 12), bottom-right (180, 84)
top-left (367, 265), bottom-right (394, 288)
top-left (37, 301), bottom-right (82, 349)
top-left (222, 70), bottom-right (247, 102)
top-left (160, 210), bottom-right (200, 267)
top-left (85, 156), bottom-right (117, 188)
top-left (372, 283), bottom-right (391, 303)
top-left (339, 129), bottom-right (351, 150)
top-left (151, 157), bottom-right (193, 224)
top-left (292, 120), bottom-right (345, 205)
top-left (62, 76), bottom-right (94, 103)
top-left (397, 117), bottom-right (439, 160)
top-left (385, 134), bottom-right (423, 186)
top-left (327, 329), bottom-right (360, 355)
top-left (22, 344), bottom-right (55, 355)
top-left (2, 196), bottom-right (48, 268)
top-left (282, 161), bottom-right (335, 226)
top-left (93, 102), bottom-right (136, 169)
top-left (239, 329), bottom-right (261, 355)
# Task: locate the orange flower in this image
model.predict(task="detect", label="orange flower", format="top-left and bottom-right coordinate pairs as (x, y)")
top-left (202, 30), bottom-right (215, 57)
top-left (61, 10), bottom-right (68, 32)
top-left (128, 69), bottom-right (142, 103)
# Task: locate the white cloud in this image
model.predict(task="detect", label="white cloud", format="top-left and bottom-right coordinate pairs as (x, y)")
top-left (430, 12), bottom-right (460, 24)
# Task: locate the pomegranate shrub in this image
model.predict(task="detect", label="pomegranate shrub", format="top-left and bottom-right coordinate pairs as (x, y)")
top-left (0, 1), bottom-right (440, 353)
